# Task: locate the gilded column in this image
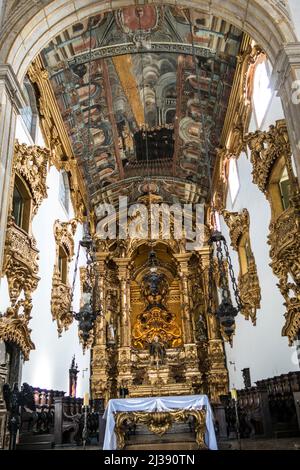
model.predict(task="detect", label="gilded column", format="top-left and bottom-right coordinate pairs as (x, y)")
top-left (174, 253), bottom-right (201, 389)
top-left (91, 251), bottom-right (109, 400)
top-left (174, 253), bottom-right (193, 344)
top-left (114, 257), bottom-right (132, 388)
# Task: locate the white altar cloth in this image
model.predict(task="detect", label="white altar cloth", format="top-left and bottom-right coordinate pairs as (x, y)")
top-left (103, 394), bottom-right (217, 450)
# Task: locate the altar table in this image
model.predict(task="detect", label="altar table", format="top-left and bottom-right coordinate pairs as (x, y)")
top-left (103, 394), bottom-right (217, 450)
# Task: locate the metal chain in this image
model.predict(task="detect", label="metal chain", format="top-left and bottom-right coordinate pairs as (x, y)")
top-left (207, 245), bottom-right (215, 315)
top-left (223, 240), bottom-right (242, 311)
top-left (215, 239), bottom-right (230, 301)
top-left (70, 242), bottom-right (81, 311)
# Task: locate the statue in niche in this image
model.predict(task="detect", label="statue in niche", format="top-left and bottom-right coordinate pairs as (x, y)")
top-left (149, 335), bottom-right (166, 367)
top-left (197, 312), bottom-right (208, 341)
top-left (106, 322), bottom-right (116, 346)
top-left (132, 269), bottom-right (182, 349)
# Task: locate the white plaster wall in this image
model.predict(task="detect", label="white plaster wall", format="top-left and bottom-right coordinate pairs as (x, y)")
top-left (0, 115), bottom-right (90, 396)
top-left (288, 0), bottom-right (300, 40)
top-left (222, 84), bottom-right (299, 390)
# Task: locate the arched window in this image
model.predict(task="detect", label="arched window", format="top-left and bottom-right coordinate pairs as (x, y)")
top-left (59, 170), bottom-right (70, 214)
top-left (268, 156), bottom-right (291, 219)
top-left (58, 245), bottom-right (68, 284)
top-left (228, 158), bottom-right (240, 204)
top-left (238, 233), bottom-right (252, 276)
top-left (21, 77), bottom-right (38, 140)
top-left (12, 174), bottom-right (32, 232)
top-left (252, 60), bottom-right (272, 128)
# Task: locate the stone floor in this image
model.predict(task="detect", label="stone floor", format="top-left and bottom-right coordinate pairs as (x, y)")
top-left (219, 437), bottom-right (300, 450)
top-left (52, 437), bottom-right (300, 451)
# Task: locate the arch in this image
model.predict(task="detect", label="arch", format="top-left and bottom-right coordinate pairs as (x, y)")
top-left (0, 1), bottom-right (296, 83)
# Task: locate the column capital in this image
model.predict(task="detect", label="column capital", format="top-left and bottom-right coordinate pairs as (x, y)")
top-left (114, 257), bottom-right (131, 280)
top-left (173, 253), bottom-right (192, 275)
top-left (273, 42), bottom-right (300, 90)
top-left (113, 257), bottom-right (131, 268)
top-left (95, 252), bottom-right (109, 274)
top-left (0, 64), bottom-right (27, 111)
top-left (95, 251), bottom-right (109, 262)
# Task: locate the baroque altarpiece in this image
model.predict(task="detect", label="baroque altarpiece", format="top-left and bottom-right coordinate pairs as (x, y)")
top-left (89, 221), bottom-right (228, 403)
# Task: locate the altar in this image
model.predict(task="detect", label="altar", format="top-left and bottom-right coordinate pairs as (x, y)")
top-left (103, 395), bottom-right (217, 450)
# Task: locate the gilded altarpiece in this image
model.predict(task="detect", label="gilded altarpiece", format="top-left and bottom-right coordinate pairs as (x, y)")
top-left (90, 238), bottom-right (229, 405)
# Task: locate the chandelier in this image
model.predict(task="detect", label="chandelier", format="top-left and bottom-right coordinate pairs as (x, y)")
top-left (70, 232), bottom-right (101, 349)
top-left (208, 230), bottom-right (242, 342)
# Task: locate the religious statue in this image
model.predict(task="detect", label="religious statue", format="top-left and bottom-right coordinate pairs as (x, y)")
top-left (107, 322), bottom-right (116, 346)
top-left (149, 336), bottom-right (166, 366)
top-left (132, 269), bottom-right (182, 349)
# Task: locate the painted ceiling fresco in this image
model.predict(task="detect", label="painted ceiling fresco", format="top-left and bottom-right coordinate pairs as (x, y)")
top-left (40, 5), bottom-right (243, 205)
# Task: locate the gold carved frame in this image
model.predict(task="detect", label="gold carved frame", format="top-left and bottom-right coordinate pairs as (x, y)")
top-left (114, 409), bottom-right (207, 450)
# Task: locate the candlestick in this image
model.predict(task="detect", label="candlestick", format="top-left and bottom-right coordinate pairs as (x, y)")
top-left (83, 392), bottom-right (89, 407)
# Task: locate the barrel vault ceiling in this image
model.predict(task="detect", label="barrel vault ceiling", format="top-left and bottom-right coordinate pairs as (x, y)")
top-left (40, 5), bottom-right (243, 207)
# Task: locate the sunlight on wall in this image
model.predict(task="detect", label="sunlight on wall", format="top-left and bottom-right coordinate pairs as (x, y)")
top-left (253, 61), bottom-right (273, 128)
top-left (228, 158), bottom-right (240, 205)
top-left (30, 354), bottom-right (53, 389)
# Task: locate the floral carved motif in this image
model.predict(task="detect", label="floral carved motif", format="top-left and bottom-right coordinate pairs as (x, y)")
top-left (247, 120), bottom-right (300, 344)
top-left (268, 196), bottom-right (300, 344)
top-left (51, 269), bottom-right (73, 337)
top-left (14, 141), bottom-right (49, 214)
top-left (222, 209), bottom-right (261, 325)
top-left (246, 120), bottom-right (292, 194)
top-left (0, 141), bottom-right (50, 359)
top-left (51, 219), bottom-right (77, 335)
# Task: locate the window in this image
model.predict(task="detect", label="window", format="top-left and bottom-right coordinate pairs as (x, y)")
top-left (268, 158), bottom-right (292, 219)
top-left (58, 245), bottom-right (68, 284)
top-left (59, 171), bottom-right (70, 214)
top-left (252, 60), bottom-right (272, 128)
top-left (12, 175), bottom-right (31, 232)
top-left (279, 167), bottom-right (291, 211)
top-left (228, 158), bottom-right (240, 204)
top-left (238, 233), bottom-right (252, 275)
top-left (21, 78), bottom-right (38, 140)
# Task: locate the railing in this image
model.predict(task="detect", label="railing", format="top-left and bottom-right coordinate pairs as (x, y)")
top-left (124, 158), bottom-right (173, 178)
top-left (17, 386), bottom-right (103, 447)
top-left (221, 372), bottom-right (300, 439)
top-left (54, 396), bottom-right (104, 446)
top-left (21, 387), bottom-right (65, 434)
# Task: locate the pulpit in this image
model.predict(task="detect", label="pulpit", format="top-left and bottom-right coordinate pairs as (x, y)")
top-left (102, 395), bottom-right (217, 450)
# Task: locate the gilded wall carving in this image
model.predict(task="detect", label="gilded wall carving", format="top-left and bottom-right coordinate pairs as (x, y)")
top-left (13, 141), bottom-right (49, 214)
top-left (247, 120), bottom-right (300, 344)
top-left (28, 57), bottom-right (86, 222)
top-left (51, 219), bottom-right (77, 336)
top-left (0, 142), bottom-right (50, 359)
top-left (222, 209), bottom-right (261, 325)
top-left (213, 41), bottom-right (265, 210)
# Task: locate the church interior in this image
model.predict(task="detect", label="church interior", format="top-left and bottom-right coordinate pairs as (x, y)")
top-left (0, 0), bottom-right (300, 451)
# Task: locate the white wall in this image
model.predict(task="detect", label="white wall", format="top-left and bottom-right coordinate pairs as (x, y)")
top-left (0, 115), bottom-right (90, 396)
top-left (288, 0), bottom-right (300, 40)
top-left (222, 68), bottom-right (299, 390)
